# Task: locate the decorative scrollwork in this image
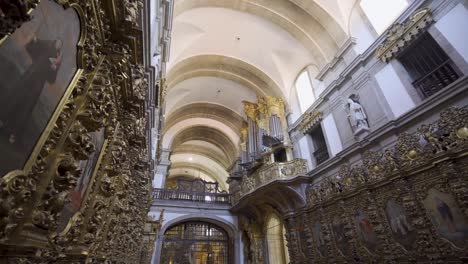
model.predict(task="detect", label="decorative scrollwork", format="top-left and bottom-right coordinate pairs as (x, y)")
top-left (238, 159), bottom-right (307, 197)
top-left (289, 107), bottom-right (468, 263)
top-left (376, 8), bottom-right (433, 62)
top-left (0, 0), bottom-right (154, 263)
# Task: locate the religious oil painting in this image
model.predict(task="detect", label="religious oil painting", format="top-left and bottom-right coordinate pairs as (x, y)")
top-left (332, 216), bottom-right (350, 256)
top-left (0, 0), bottom-right (80, 176)
top-left (355, 209), bottom-right (378, 253)
top-left (298, 228), bottom-right (308, 259)
top-left (423, 189), bottom-right (468, 248)
top-left (385, 198), bottom-right (417, 250)
top-left (312, 221), bottom-right (328, 257)
top-left (57, 128), bottom-right (105, 232)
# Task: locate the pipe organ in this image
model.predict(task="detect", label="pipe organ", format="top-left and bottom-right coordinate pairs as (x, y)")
top-left (240, 96), bottom-right (292, 167)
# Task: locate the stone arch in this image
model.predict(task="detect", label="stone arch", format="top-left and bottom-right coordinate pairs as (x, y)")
top-left (163, 123), bottom-right (239, 155)
top-left (174, 0), bottom-right (348, 59)
top-left (167, 54), bottom-right (285, 100)
top-left (154, 214), bottom-right (241, 264)
top-left (164, 103), bottom-right (244, 138)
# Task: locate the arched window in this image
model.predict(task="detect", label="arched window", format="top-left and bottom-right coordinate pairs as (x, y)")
top-left (360, 0), bottom-right (409, 34)
top-left (161, 222), bottom-right (230, 264)
top-left (266, 214), bottom-right (290, 264)
top-left (295, 70), bottom-right (315, 113)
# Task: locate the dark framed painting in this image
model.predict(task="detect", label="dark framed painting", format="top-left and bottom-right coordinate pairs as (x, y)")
top-left (57, 128), bottom-right (106, 233)
top-left (384, 198), bottom-right (417, 250)
top-left (297, 226), bottom-right (308, 259)
top-left (312, 221), bottom-right (328, 257)
top-left (423, 188), bottom-right (468, 248)
top-left (0, 0), bottom-right (81, 176)
top-left (332, 216), bottom-right (350, 256)
top-left (354, 209), bottom-right (378, 253)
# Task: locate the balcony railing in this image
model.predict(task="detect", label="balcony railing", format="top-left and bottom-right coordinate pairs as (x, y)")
top-left (413, 60), bottom-right (460, 98)
top-left (313, 146), bottom-right (329, 165)
top-left (153, 188), bottom-right (231, 205)
top-left (237, 159), bottom-right (308, 199)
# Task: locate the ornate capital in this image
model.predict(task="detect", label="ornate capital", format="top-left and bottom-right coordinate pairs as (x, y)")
top-left (242, 100), bottom-right (258, 120)
top-left (266, 96), bottom-right (285, 117)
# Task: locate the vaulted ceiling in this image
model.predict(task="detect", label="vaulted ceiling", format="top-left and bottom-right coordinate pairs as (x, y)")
top-left (163, 0), bottom-right (357, 190)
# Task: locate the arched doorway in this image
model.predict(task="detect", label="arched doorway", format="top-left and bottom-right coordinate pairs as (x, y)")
top-left (160, 221), bottom-right (230, 264)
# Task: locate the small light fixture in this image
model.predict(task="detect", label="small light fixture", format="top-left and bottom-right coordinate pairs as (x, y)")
top-left (188, 157), bottom-right (193, 161)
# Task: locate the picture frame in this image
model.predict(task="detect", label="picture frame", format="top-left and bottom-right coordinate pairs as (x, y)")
top-left (0, 0), bottom-right (86, 178)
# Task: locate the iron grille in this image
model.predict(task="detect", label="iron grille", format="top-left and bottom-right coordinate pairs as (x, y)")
top-left (161, 222), bottom-right (229, 264)
top-left (399, 32), bottom-right (461, 98)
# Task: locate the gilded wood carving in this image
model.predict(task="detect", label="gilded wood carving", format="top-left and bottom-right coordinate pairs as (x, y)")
top-left (284, 107), bottom-right (468, 263)
top-left (0, 0), bottom-right (154, 263)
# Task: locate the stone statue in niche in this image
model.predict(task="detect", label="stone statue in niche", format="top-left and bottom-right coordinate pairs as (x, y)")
top-left (346, 94), bottom-right (369, 136)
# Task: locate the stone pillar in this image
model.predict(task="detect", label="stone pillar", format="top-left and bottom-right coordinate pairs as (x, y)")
top-left (284, 217), bottom-right (303, 264)
top-left (153, 148), bottom-right (171, 188)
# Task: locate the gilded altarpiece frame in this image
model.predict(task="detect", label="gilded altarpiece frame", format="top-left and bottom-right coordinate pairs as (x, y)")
top-left (0, 0), bottom-right (153, 263)
top-left (284, 107), bottom-right (468, 263)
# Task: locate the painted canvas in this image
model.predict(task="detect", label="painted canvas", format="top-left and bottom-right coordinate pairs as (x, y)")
top-left (355, 209), bottom-right (378, 252)
top-left (312, 222), bottom-right (328, 257)
top-left (298, 228), bottom-right (308, 259)
top-left (57, 128), bottom-right (105, 232)
top-left (332, 216), bottom-right (350, 256)
top-left (423, 189), bottom-right (468, 248)
top-left (385, 198), bottom-right (417, 250)
top-left (0, 1), bottom-right (80, 176)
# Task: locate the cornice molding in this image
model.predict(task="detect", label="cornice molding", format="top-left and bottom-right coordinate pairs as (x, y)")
top-left (297, 111), bottom-right (323, 135)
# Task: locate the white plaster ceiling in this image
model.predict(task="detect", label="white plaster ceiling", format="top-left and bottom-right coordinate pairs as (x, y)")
top-left (290, 0), bottom-right (356, 32)
top-left (165, 76), bottom-right (256, 116)
top-left (170, 153), bottom-right (230, 190)
top-left (161, 0), bottom-right (355, 189)
top-left (181, 140), bottom-right (227, 160)
top-left (162, 117), bottom-right (240, 149)
top-left (168, 7), bottom-right (316, 97)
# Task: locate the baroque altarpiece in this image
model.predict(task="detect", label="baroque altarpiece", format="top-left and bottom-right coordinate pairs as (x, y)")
top-left (0, 0), bottom-right (160, 263)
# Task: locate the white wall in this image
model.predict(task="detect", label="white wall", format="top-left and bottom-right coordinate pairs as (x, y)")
top-left (152, 171), bottom-right (165, 188)
top-left (288, 87), bottom-right (302, 124)
top-left (321, 114), bottom-right (343, 157)
top-left (298, 135), bottom-right (313, 169)
top-left (360, 0), bottom-right (408, 34)
top-left (150, 0), bottom-right (161, 69)
top-left (349, 6), bottom-right (376, 54)
top-left (374, 63), bottom-right (415, 118)
top-left (435, 3), bottom-right (468, 63)
top-left (295, 71), bottom-right (315, 113)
